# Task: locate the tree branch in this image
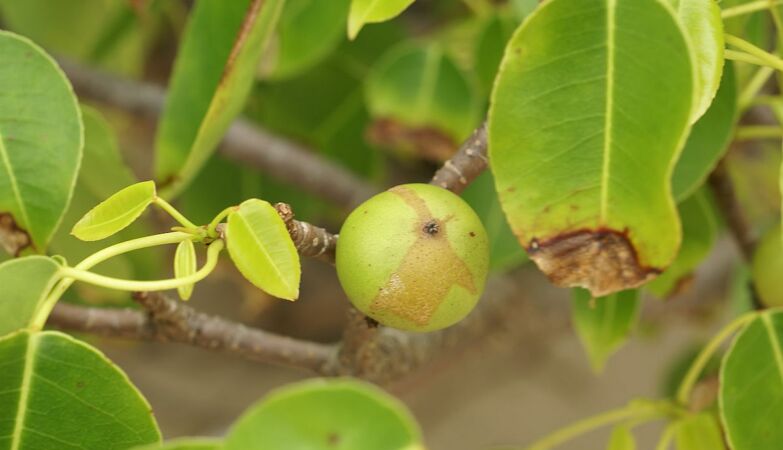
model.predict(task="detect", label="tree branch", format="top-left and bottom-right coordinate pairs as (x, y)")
top-left (58, 60), bottom-right (377, 209)
top-left (430, 122), bottom-right (489, 194)
top-left (48, 294), bottom-right (336, 373)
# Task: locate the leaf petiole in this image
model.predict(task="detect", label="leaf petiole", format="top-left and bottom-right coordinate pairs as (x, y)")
top-left (675, 312), bottom-right (758, 406)
top-left (59, 239), bottom-right (224, 292)
top-left (207, 206), bottom-right (236, 238)
top-left (725, 34), bottom-right (783, 72)
top-left (153, 196), bottom-right (199, 229)
top-left (721, 0), bottom-right (783, 19)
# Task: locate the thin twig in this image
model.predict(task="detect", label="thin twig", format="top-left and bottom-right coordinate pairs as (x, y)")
top-left (48, 294), bottom-right (336, 373)
top-left (430, 122), bottom-right (489, 194)
top-left (58, 59), bottom-right (377, 209)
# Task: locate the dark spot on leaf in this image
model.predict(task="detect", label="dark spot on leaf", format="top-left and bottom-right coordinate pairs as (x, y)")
top-left (327, 432), bottom-right (340, 446)
top-left (75, 380), bottom-right (85, 389)
top-left (366, 118), bottom-right (458, 162)
top-left (526, 229), bottom-right (661, 297)
top-left (0, 213), bottom-right (32, 256)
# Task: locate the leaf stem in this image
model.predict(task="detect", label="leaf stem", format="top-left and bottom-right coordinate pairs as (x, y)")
top-left (725, 34), bottom-right (783, 72)
top-left (721, 0), bottom-right (783, 18)
top-left (738, 66), bottom-right (775, 110)
top-left (675, 312), bottom-right (758, 405)
top-left (154, 196), bottom-right (199, 229)
top-left (523, 402), bottom-right (671, 450)
top-left (207, 206), bottom-right (235, 238)
top-left (59, 239), bottom-right (224, 292)
top-left (30, 232), bottom-right (195, 330)
top-left (654, 424), bottom-right (677, 450)
top-left (725, 50), bottom-right (772, 68)
top-left (735, 125), bottom-right (783, 140)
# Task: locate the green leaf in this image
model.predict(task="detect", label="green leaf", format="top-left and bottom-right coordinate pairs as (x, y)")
top-left (474, 13), bottom-right (517, 96)
top-left (365, 42), bottom-right (481, 160)
top-left (0, 256), bottom-right (61, 336)
top-left (260, 0), bottom-right (350, 80)
top-left (666, 0), bottom-right (724, 122)
top-left (71, 180), bottom-right (156, 241)
top-left (0, 330), bottom-right (161, 449)
top-left (571, 289), bottom-right (640, 372)
top-left (174, 239), bottom-right (197, 301)
top-left (674, 413), bottom-right (725, 450)
top-left (155, 0), bottom-right (285, 198)
top-left (132, 438), bottom-right (222, 450)
top-left (752, 224), bottom-right (783, 308)
top-left (488, 0), bottom-right (695, 296)
top-left (607, 425), bottom-right (635, 450)
top-left (226, 199), bottom-right (300, 300)
top-left (720, 310), bottom-right (783, 450)
top-left (672, 63), bottom-right (737, 201)
top-left (224, 379), bottom-right (423, 450)
top-left (347, 0), bottom-right (415, 40)
top-left (647, 189), bottom-right (717, 298)
top-left (0, 31), bottom-right (83, 254)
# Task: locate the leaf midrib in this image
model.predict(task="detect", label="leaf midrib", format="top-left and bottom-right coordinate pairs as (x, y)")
top-left (235, 212), bottom-right (293, 293)
top-left (0, 130), bottom-right (32, 234)
top-left (600, 0), bottom-right (617, 222)
top-left (10, 333), bottom-right (38, 450)
top-left (762, 314), bottom-right (783, 386)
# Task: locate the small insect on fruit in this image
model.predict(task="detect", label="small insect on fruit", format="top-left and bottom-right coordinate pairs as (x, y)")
top-left (336, 183), bottom-right (489, 332)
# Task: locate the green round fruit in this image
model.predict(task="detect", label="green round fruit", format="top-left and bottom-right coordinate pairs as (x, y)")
top-left (336, 183), bottom-right (489, 332)
top-left (752, 224), bottom-right (783, 308)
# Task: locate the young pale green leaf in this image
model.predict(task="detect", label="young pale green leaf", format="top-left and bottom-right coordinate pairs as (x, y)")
top-left (365, 43), bottom-right (480, 160)
top-left (260, 0), bottom-right (350, 80)
top-left (647, 189), bottom-right (717, 298)
top-left (224, 379), bottom-right (423, 450)
top-left (71, 180), bottom-right (156, 241)
top-left (0, 31), bottom-right (82, 255)
top-left (226, 199), bottom-right (300, 300)
top-left (348, 0), bottom-right (415, 40)
top-left (674, 413), bottom-right (725, 450)
top-left (0, 330), bottom-right (161, 449)
top-left (0, 256), bottom-right (61, 336)
top-left (175, 239), bottom-right (197, 300)
top-left (666, 0), bottom-right (724, 122)
top-left (489, 0), bottom-right (694, 297)
top-left (672, 63), bottom-right (737, 201)
top-left (155, 0), bottom-right (284, 199)
top-left (571, 289), bottom-right (640, 372)
top-left (720, 310), bottom-right (783, 450)
top-left (752, 224), bottom-right (783, 307)
top-left (131, 438), bottom-right (221, 450)
top-left (607, 425), bottom-right (635, 450)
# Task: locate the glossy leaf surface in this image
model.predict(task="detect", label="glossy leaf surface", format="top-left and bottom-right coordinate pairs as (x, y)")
top-left (0, 256), bottom-right (60, 336)
top-left (0, 330), bottom-right (160, 449)
top-left (174, 239), bottom-right (197, 301)
top-left (0, 31), bottom-right (82, 254)
top-left (224, 379), bottom-right (423, 450)
top-left (155, 0), bottom-right (284, 198)
top-left (71, 181), bottom-right (155, 241)
top-left (132, 439), bottom-right (221, 450)
top-left (348, 0), bottom-right (415, 39)
top-left (226, 199), bottom-right (300, 300)
top-left (489, 0), bottom-right (695, 296)
top-left (720, 310), bottom-right (783, 450)
top-left (571, 288), bottom-right (640, 372)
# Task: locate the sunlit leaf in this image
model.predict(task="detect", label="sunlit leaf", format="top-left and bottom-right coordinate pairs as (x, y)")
top-left (0, 31), bottom-right (82, 254)
top-left (674, 413), bottom-right (725, 450)
top-left (489, 0), bottom-right (694, 296)
top-left (571, 289), bottom-right (640, 372)
top-left (261, 0), bottom-right (350, 80)
top-left (673, 63), bottom-right (737, 201)
top-left (666, 0), bottom-right (724, 122)
top-left (132, 438), bottom-right (221, 450)
top-left (224, 379), bottom-right (423, 450)
top-left (174, 239), bottom-right (197, 301)
top-left (720, 310), bottom-right (783, 450)
top-left (347, 0), bottom-right (415, 40)
top-left (155, 0), bottom-right (284, 198)
top-left (0, 256), bottom-right (61, 336)
top-left (0, 330), bottom-right (161, 449)
top-left (71, 181), bottom-right (156, 241)
top-left (226, 199), bottom-right (300, 300)
top-left (647, 189), bottom-right (717, 298)
top-left (607, 425), bottom-right (635, 450)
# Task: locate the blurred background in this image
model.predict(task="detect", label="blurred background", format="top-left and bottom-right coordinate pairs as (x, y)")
top-left (0, 0), bottom-right (777, 448)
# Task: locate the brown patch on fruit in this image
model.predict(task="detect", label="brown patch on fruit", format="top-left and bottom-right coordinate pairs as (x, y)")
top-left (369, 186), bottom-right (476, 326)
top-left (366, 118), bottom-right (458, 162)
top-left (0, 213), bottom-right (31, 256)
top-left (527, 229), bottom-right (661, 297)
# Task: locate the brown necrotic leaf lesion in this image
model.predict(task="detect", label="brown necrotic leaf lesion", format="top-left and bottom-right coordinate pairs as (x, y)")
top-left (527, 229), bottom-right (661, 297)
top-left (369, 186), bottom-right (475, 326)
top-left (0, 213), bottom-right (31, 256)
